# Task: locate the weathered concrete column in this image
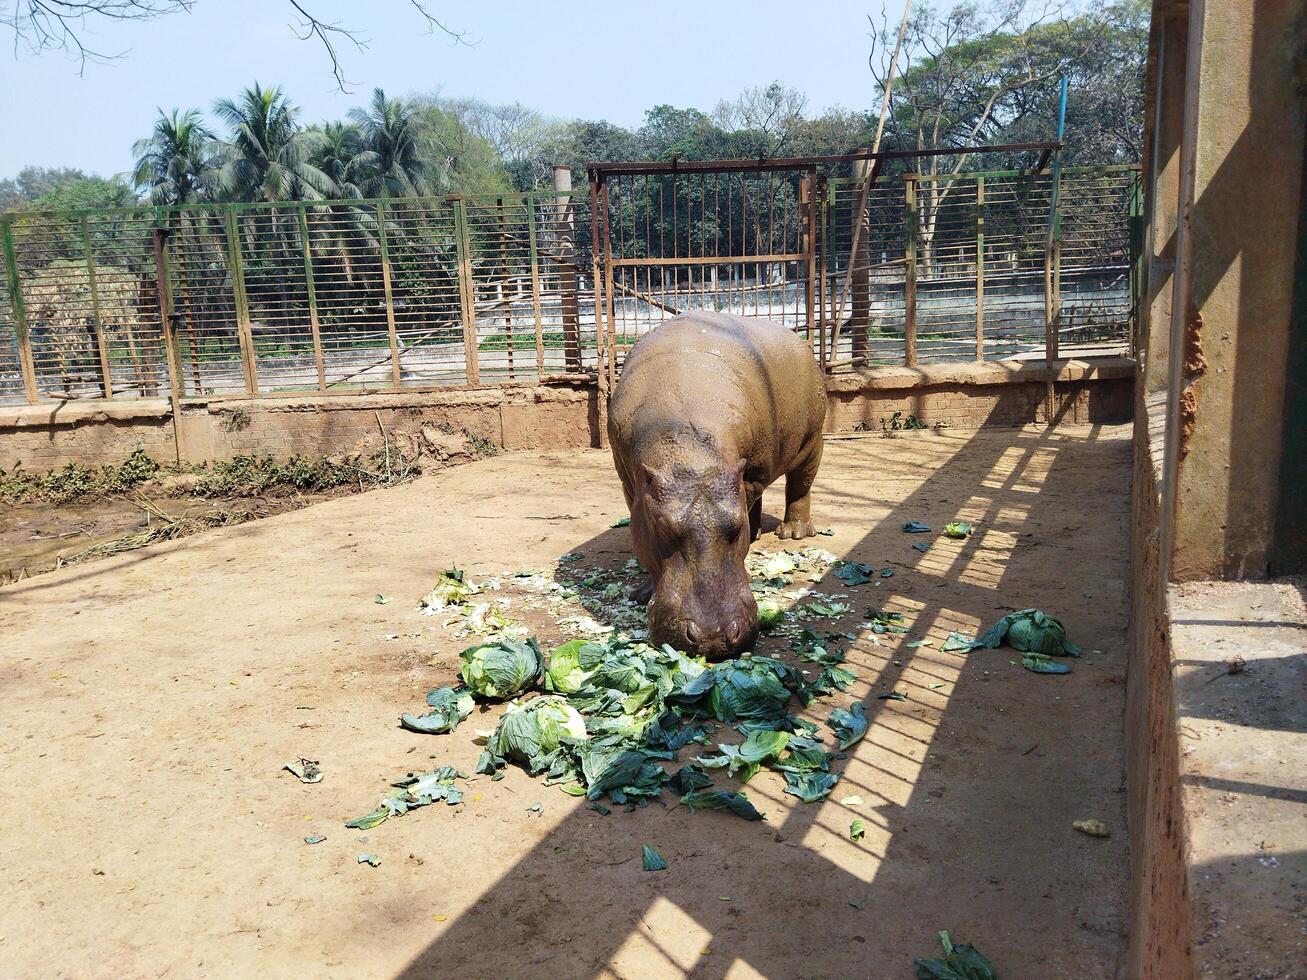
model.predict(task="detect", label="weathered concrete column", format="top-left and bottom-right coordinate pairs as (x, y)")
top-left (553, 165), bottom-right (582, 372)
top-left (1163, 0), bottom-right (1306, 581)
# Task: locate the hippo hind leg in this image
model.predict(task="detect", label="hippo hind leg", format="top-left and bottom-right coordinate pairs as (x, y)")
top-left (776, 445), bottom-right (822, 540)
top-left (749, 498), bottom-right (763, 542)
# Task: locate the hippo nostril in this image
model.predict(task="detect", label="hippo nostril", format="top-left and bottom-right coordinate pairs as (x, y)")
top-left (726, 618), bottom-right (745, 646)
top-left (684, 621), bottom-right (702, 645)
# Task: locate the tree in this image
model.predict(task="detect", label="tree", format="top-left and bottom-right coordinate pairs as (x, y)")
top-left (30, 175), bottom-right (136, 210)
top-left (132, 108), bottom-right (216, 204)
top-left (212, 83), bottom-right (334, 202)
top-left (348, 88), bottom-right (442, 198)
top-left (866, 0), bottom-right (1145, 262)
top-left (310, 122), bottom-right (368, 199)
top-left (711, 82), bottom-right (809, 156)
top-left (0, 166), bottom-right (91, 211)
top-left (2, 1), bottom-right (469, 90)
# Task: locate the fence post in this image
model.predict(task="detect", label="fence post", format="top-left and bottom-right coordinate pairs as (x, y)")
top-left (151, 224), bottom-right (182, 404)
top-left (553, 166), bottom-right (581, 372)
top-left (975, 175), bottom-right (985, 362)
top-left (1044, 168), bottom-right (1063, 365)
top-left (80, 214), bottom-right (113, 398)
top-left (495, 197), bottom-right (515, 380)
top-left (224, 206), bottom-right (257, 394)
top-left (1128, 168), bottom-right (1144, 359)
top-left (526, 193), bottom-right (545, 375)
top-left (453, 198), bottom-right (480, 386)
top-left (589, 170), bottom-right (609, 448)
top-left (297, 205), bottom-right (326, 391)
top-left (851, 160), bottom-right (872, 364)
top-left (375, 201), bottom-right (403, 389)
top-left (903, 175), bottom-right (918, 367)
top-left (1, 215), bottom-right (37, 403)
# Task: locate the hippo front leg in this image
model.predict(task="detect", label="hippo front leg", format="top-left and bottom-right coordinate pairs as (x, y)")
top-left (776, 444), bottom-right (822, 540)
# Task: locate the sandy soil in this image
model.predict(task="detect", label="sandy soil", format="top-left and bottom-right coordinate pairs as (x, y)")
top-left (0, 425), bottom-right (1132, 978)
top-left (0, 488), bottom-right (348, 585)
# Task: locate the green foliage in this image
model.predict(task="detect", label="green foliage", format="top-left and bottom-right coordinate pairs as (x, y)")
top-left (30, 175), bottom-right (136, 212)
top-left (0, 448), bottom-right (158, 503)
top-left (185, 454), bottom-right (355, 497)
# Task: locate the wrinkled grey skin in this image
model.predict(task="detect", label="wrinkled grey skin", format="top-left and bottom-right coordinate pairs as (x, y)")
top-left (608, 312), bottom-right (826, 659)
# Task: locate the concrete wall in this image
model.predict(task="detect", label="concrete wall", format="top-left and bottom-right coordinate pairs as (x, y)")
top-left (1125, 390), bottom-right (1195, 978)
top-left (0, 359), bottom-right (1133, 471)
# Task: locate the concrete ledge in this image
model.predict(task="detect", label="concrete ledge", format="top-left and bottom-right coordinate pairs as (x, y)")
top-left (824, 356), bottom-right (1135, 393)
top-left (0, 399), bottom-right (172, 428)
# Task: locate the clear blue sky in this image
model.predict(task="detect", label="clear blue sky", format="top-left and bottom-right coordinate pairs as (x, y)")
top-left (0, 0), bottom-right (882, 179)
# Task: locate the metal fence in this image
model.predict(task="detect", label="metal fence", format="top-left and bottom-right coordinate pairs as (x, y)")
top-left (0, 163), bottom-right (1139, 406)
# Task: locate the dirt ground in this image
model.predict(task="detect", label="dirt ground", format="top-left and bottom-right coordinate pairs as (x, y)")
top-left (0, 424), bottom-right (1132, 978)
top-left (0, 488), bottom-right (345, 585)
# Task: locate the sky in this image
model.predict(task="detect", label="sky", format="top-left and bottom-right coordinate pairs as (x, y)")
top-left (0, 0), bottom-right (884, 180)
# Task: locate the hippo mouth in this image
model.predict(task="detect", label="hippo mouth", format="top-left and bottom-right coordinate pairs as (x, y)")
top-left (648, 598), bottom-right (759, 661)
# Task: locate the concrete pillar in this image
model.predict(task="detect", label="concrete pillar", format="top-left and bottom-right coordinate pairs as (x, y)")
top-left (1163, 0), bottom-right (1306, 580)
top-left (553, 165), bottom-right (582, 372)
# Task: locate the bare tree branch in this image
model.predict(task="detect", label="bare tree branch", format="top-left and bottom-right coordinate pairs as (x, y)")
top-left (1, 0), bottom-right (472, 89)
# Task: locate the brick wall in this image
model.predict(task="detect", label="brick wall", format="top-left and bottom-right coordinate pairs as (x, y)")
top-left (0, 358), bottom-right (1132, 471)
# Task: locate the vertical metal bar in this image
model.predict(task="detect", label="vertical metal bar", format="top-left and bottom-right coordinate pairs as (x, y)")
top-left (816, 175), bottom-right (828, 367)
top-left (453, 198), bottom-right (480, 386)
top-left (1044, 75), bottom-right (1069, 416)
top-left (903, 175), bottom-right (918, 367)
top-left (526, 194), bottom-right (545, 376)
top-left (297, 204), bottom-right (326, 391)
top-left (81, 214), bottom-right (112, 398)
top-left (975, 175), bottom-right (986, 362)
top-left (2, 215), bottom-right (38, 403)
top-left (224, 205), bottom-right (257, 394)
top-left (376, 202), bottom-right (402, 389)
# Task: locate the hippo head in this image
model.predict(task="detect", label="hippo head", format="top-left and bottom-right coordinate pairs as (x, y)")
top-left (638, 457), bottom-right (759, 659)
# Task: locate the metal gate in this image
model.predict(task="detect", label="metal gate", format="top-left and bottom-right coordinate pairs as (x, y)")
top-left (587, 159), bottom-right (822, 390)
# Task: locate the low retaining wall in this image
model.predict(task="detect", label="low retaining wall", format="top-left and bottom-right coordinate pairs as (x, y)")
top-left (0, 357), bottom-right (1133, 470)
top-left (1125, 389), bottom-right (1196, 977)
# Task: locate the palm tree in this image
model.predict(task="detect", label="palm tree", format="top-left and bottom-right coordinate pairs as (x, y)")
top-left (131, 108), bottom-right (216, 205)
top-left (212, 83), bottom-right (335, 202)
top-left (311, 121), bottom-right (367, 200)
top-left (349, 88), bottom-right (443, 198)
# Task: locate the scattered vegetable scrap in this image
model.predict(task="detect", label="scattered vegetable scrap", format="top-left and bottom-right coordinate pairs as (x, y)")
top-left (1073, 818), bottom-right (1110, 838)
top-left (610, 517), bottom-right (631, 528)
top-left (834, 561), bottom-right (874, 586)
top-left (400, 687), bottom-right (474, 735)
top-left (283, 758), bottom-right (322, 784)
top-left (357, 853), bottom-right (381, 867)
top-left (850, 818), bottom-right (866, 841)
top-left (902, 521), bottom-right (931, 533)
top-left (641, 844), bottom-right (668, 871)
top-left (913, 930), bottom-right (996, 980)
top-left (303, 835), bottom-right (326, 845)
top-left (943, 522), bottom-right (973, 539)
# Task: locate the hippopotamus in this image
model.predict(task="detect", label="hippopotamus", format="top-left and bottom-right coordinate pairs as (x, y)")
top-left (608, 311), bottom-right (827, 659)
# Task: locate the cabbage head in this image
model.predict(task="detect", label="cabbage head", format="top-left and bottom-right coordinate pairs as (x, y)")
top-left (675, 655), bottom-right (803, 724)
top-left (756, 597), bottom-right (784, 631)
top-left (976, 608), bottom-right (1081, 657)
top-left (481, 695), bottom-right (588, 774)
top-left (459, 637), bottom-right (543, 699)
top-left (544, 638), bottom-right (599, 694)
